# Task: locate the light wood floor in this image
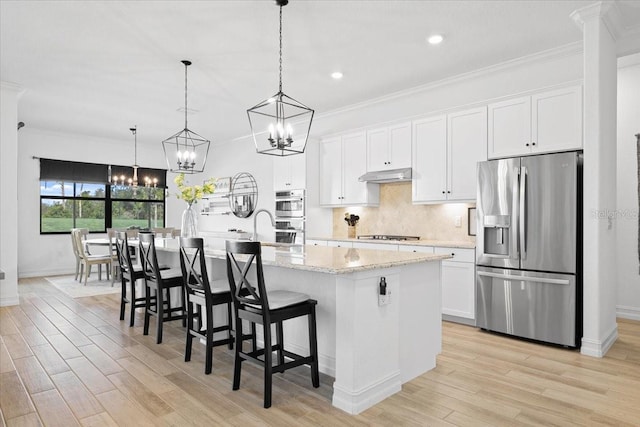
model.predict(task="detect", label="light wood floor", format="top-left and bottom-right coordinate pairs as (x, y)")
top-left (1, 277), bottom-right (639, 426)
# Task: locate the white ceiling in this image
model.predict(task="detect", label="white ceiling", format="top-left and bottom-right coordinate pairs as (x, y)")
top-left (2, 1), bottom-right (639, 147)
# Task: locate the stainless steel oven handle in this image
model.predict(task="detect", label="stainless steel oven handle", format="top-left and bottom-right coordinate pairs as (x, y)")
top-left (477, 271), bottom-right (570, 285)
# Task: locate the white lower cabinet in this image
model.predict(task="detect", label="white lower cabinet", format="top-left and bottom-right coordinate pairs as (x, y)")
top-left (436, 247), bottom-right (475, 321)
top-left (327, 240), bottom-right (353, 248)
top-left (306, 239), bottom-right (327, 246)
top-left (352, 242), bottom-right (398, 251)
top-left (397, 245), bottom-right (434, 253)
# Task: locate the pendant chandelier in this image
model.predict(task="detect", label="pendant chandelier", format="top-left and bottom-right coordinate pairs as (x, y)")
top-left (110, 126), bottom-right (158, 188)
top-left (247, 0), bottom-right (314, 157)
top-left (162, 60), bottom-right (210, 173)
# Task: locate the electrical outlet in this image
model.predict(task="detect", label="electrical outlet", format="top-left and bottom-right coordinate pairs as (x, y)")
top-left (454, 215), bottom-right (462, 227)
top-left (378, 291), bottom-right (391, 306)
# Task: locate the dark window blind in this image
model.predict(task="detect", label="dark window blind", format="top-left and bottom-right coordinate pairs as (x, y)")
top-left (40, 159), bottom-right (167, 187)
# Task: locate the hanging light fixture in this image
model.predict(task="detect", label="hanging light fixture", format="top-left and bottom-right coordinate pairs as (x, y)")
top-left (247, 0), bottom-right (314, 156)
top-left (110, 126), bottom-right (158, 188)
top-left (162, 60), bottom-right (210, 173)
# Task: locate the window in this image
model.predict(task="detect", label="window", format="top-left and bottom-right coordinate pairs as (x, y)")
top-left (39, 159), bottom-right (167, 234)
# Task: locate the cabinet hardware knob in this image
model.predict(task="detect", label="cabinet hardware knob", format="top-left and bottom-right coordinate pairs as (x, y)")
top-left (442, 191), bottom-right (445, 194)
top-left (451, 253), bottom-right (455, 256)
top-left (447, 191), bottom-right (451, 194)
top-left (525, 143), bottom-right (530, 147)
top-left (532, 142), bottom-right (536, 146)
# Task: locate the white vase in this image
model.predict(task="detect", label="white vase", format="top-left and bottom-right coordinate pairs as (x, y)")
top-left (181, 203), bottom-right (198, 238)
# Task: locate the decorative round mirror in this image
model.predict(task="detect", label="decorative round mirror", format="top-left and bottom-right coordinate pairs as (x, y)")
top-left (229, 172), bottom-right (258, 218)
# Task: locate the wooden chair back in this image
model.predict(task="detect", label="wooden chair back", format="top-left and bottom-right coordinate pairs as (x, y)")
top-left (179, 237), bottom-right (213, 299)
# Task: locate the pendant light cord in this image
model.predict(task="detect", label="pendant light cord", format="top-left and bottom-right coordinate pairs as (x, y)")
top-left (184, 63), bottom-right (188, 130)
top-left (279, 4), bottom-right (283, 93)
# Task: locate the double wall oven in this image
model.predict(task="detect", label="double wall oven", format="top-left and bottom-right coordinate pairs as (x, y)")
top-left (274, 189), bottom-right (305, 244)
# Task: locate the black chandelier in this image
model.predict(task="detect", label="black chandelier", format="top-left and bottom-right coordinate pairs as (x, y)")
top-left (162, 60), bottom-right (211, 173)
top-left (247, 0), bottom-right (314, 157)
top-left (111, 126), bottom-right (158, 188)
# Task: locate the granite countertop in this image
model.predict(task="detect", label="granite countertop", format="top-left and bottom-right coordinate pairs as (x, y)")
top-left (307, 236), bottom-right (476, 249)
top-left (156, 239), bottom-right (451, 275)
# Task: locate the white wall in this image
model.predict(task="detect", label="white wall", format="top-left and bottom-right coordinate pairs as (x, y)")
top-left (616, 54), bottom-right (640, 320)
top-left (17, 127), bottom-right (180, 277)
top-left (1, 82), bottom-right (21, 305)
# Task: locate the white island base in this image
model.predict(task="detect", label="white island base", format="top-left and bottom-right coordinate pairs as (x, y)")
top-left (156, 243), bottom-right (444, 415)
top-left (236, 259), bottom-right (442, 415)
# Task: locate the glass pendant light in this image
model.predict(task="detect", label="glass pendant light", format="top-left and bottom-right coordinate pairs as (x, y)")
top-left (247, 0), bottom-right (314, 156)
top-left (162, 60), bottom-right (211, 173)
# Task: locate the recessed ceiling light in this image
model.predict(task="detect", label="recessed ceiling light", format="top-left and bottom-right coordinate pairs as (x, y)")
top-left (331, 71), bottom-right (343, 80)
top-left (428, 34), bottom-right (444, 45)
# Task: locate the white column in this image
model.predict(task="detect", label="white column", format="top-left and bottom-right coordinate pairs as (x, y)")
top-left (0, 81), bottom-right (22, 306)
top-left (571, 2), bottom-right (620, 357)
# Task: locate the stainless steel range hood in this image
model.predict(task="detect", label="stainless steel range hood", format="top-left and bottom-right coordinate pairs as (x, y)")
top-left (358, 168), bottom-right (412, 183)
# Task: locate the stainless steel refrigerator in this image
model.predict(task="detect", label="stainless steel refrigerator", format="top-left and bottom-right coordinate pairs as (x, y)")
top-left (476, 151), bottom-right (582, 347)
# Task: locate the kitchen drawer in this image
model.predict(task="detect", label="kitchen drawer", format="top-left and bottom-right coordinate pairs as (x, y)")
top-left (327, 240), bottom-right (353, 248)
top-left (306, 239), bottom-right (327, 246)
top-left (398, 245), bottom-right (434, 253)
top-left (352, 242), bottom-right (398, 251)
top-left (435, 247), bottom-right (475, 263)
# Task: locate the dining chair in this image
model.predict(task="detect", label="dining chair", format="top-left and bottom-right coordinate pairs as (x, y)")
top-left (225, 240), bottom-right (319, 408)
top-left (115, 231), bottom-right (148, 327)
top-left (72, 229), bottom-right (112, 286)
top-left (106, 228), bottom-right (121, 285)
top-left (70, 227), bottom-right (91, 281)
top-left (152, 227), bottom-right (174, 238)
top-left (179, 237), bottom-right (236, 374)
top-left (139, 232), bottom-right (186, 344)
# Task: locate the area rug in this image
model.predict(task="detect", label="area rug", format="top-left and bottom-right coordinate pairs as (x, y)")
top-left (45, 275), bottom-right (121, 298)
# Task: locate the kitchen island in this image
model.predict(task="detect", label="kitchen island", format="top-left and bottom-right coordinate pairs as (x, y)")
top-left (155, 240), bottom-right (449, 414)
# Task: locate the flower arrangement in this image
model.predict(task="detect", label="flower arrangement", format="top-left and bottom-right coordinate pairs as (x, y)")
top-left (174, 173), bottom-right (216, 205)
top-left (344, 213), bottom-right (360, 226)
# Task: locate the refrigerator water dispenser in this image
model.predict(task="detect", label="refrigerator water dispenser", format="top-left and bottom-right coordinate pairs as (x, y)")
top-left (483, 215), bottom-right (510, 256)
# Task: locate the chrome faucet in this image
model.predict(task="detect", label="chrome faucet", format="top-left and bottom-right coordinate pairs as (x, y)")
top-left (252, 209), bottom-right (276, 242)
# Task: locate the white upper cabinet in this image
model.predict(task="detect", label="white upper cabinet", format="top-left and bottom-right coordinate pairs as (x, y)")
top-left (412, 115), bottom-right (447, 202)
top-left (488, 85), bottom-right (582, 159)
top-left (412, 107), bottom-right (486, 203)
top-left (273, 153), bottom-right (306, 191)
top-left (366, 122), bottom-right (412, 172)
top-left (448, 107), bottom-right (488, 201)
top-left (319, 133), bottom-right (379, 207)
top-left (531, 85), bottom-right (583, 154)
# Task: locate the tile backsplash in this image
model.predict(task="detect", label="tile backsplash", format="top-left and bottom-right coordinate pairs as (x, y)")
top-left (332, 182), bottom-right (476, 242)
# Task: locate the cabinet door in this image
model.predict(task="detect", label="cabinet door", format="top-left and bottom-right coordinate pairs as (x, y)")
top-left (319, 137), bottom-right (343, 206)
top-left (448, 107), bottom-right (487, 201)
top-left (441, 260), bottom-right (475, 320)
top-left (343, 132), bottom-right (377, 205)
top-left (327, 240), bottom-right (353, 248)
top-left (288, 153), bottom-right (306, 190)
top-left (273, 156), bottom-right (290, 191)
top-left (388, 122), bottom-right (412, 169)
top-left (412, 115), bottom-right (447, 203)
top-left (352, 242), bottom-right (398, 251)
top-left (366, 127), bottom-right (389, 171)
top-left (306, 239), bottom-right (327, 246)
top-left (488, 96), bottom-right (531, 159)
top-left (531, 85), bottom-right (582, 154)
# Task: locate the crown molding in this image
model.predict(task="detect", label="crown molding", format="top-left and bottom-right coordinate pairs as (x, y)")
top-left (0, 81), bottom-right (23, 93)
top-left (570, 1), bottom-right (624, 41)
top-left (316, 41), bottom-right (583, 122)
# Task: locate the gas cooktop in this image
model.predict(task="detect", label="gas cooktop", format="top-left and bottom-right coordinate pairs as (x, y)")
top-left (357, 235), bottom-right (420, 241)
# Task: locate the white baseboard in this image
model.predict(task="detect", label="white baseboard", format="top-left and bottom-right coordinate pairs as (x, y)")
top-left (0, 296), bottom-right (20, 307)
top-left (581, 324), bottom-right (619, 357)
top-left (332, 370), bottom-right (402, 415)
top-left (616, 305), bottom-right (640, 321)
top-left (19, 268), bottom-right (75, 279)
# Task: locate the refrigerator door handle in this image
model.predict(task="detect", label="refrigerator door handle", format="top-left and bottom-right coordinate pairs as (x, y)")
top-left (519, 166), bottom-right (527, 260)
top-left (512, 167), bottom-right (520, 260)
top-left (477, 271), bottom-right (570, 285)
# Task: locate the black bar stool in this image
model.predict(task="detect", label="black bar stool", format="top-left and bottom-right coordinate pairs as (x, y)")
top-left (115, 231), bottom-right (147, 327)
